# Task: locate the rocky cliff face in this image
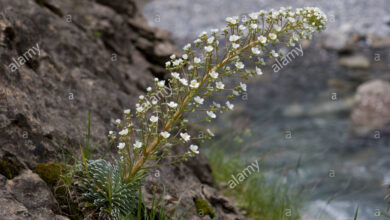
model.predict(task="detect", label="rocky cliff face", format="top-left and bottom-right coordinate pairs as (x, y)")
top-left (0, 0), bottom-right (244, 219)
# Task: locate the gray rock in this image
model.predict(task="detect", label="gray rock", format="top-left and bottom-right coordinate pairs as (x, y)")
top-left (283, 98), bottom-right (354, 117)
top-left (0, 170), bottom-right (65, 220)
top-left (308, 98), bottom-right (354, 116)
top-left (350, 80), bottom-right (390, 136)
top-left (338, 55), bottom-right (371, 69)
top-left (368, 35), bottom-right (390, 49)
top-left (283, 104), bottom-right (305, 117)
top-left (323, 31), bottom-right (350, 51)
top-left (7, 170), bottom-right (57, 210)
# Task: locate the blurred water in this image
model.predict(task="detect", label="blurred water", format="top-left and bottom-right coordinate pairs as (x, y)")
top-left (143, 0), bottom-right (390, 45)
top-left (143, 1), bottom-right (390, 219)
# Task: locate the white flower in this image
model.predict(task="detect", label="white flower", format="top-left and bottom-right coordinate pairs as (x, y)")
top-left (232, 43), bottom-right (240, 49)
top-left (199, 31), bottom-right (207, 37)
top-left (274, 25), bottom-right (282, 32)
top-left (119, 128), bottom-right (128, 136)
top-left (167, 101), bottom-right (178, 108)
top-left (171, 72), bottom-right (180, 79)
top-left (147, 87), bottom-right (152, 92)
top-left (209, 71), bottom-right (218, 79)
top-left (152, 99), bottom-right (158, 105)
top-left (269, 33), bottom-right (277, 40)
top-left (211, 28), bottom-right (219, 33)
top-left (256, 67), bottom-right (263, 75)
top-left (133, 141), bottom-right (142, 149)
top-left (216, 81), bottom-right (225, 90)
top-left (240, 82), bottom-right (247, 91)
top-left (207, 36), bottom-right (215, 44)
top-left (180, 132), bottom-right (191, 142)
top-left (139, 95), bottom-right (144, 100)
top-left (124, 109), bottom-right (131, 114)
top-left (205, 46), bottom-right (214, 52)
top-left (239, 25), bottom-right (246, 31)
top-left (235, 62), bottom-right (245, 69)
top-left (207, 129), bottom-right (215, 137)
top-left (249, 12), bottom-right (259, 20)
top-left (189, 144), bottom-right (199, 154)
top-left (158, 80), bottom-right (165, 88)
top-left (182, 54), bottom-right (188, 60)
top-left (173, 59), bottom-right (183, 66)
top-left (252, 47), bottom-right (261, 55)
top-left (226, 101), bottom-right (234, 110)
top-left (271, 50), bottom-right (279, 57)
top-left (160, 131), bottom-right (170, 139)
top-left (165, 61), bottom-right (171, 67)
top-left (194, 96), bottom-right (204, 104)
top-left (150, 115), bottom-right (158, 123)
top-left (229, 35), bottom-right (240, 42)
top-left (226, 16), bottom-right (238, 25)
top-left (190, 80), bottom-right (200, 88)
top-left (292, 33), bottom-right (299, 42)
top-left (117, 142), bottom-right (125, 150)
top-left (115, 119), bottom-right (121, 124)
top-left (194, 57), bottom-right (201, 64)
top-left (207, 111), bottom-right (216, 118)
top-left (109, 131), bottom-right (114, 135)
top-left (194, 39), bottom-right (201, 44)
top-left (232, 90), bottom-right (239, 96)
top-left (250, 24), bottom-right (258, 29)
top-left (170, 54), bottom-right (176, 59)
top-left (258, 35), bottom-right (267, 44)
top-left (213, 102), bottom-right (221, 108)
top-left (179, 78), bottom-right (188, 86)
top-left (183, 43), bottom-right (191, 50)
top-left (136, 105), bottom-right (144, 113)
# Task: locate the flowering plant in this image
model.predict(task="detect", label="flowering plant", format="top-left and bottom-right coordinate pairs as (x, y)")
top-left (111, 7), bottom-right (327, 181)
top-left (78, 7), bottom-right (327, 218)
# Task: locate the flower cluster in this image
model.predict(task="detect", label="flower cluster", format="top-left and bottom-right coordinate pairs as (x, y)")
top-left (109, 7), bottom-right (327, 180)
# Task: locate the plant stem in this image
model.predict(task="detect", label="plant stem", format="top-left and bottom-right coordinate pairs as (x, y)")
top-left (128, 39), bottom-right (260, 179)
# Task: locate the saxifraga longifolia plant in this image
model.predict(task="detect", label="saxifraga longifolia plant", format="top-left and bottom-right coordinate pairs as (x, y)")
top-left (76, 7), bottom-right (327, 218)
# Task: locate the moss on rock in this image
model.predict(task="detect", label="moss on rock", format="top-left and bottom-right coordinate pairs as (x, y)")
top-left (0, 158), bottom-right (20, 179)
top-left (34, 162), bottom-right (64, 187)
top-left (194, 197), bottom-right (216, 218)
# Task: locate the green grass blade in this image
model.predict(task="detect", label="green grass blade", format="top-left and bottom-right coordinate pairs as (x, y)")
top-left (354, 205), bottom-right (359, 220)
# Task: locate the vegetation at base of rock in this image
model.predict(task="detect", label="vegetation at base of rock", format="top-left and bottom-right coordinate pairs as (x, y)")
top-left (204, 147), bottom-right (302, 220)
top-left (69, 157), bottom-right (186, 219)
top-left (34, 162), bottom-right (65, 186)
top-left (193, 197), bottom-right (215, 218)
top-left (127, 186), bottom-right (185, 220)
top-left (74, 159), bottom-right (142, 219)
top-left (34, 162), bottom-right (82, 219)
top-left (0, 158), bottom-right (20, 179)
